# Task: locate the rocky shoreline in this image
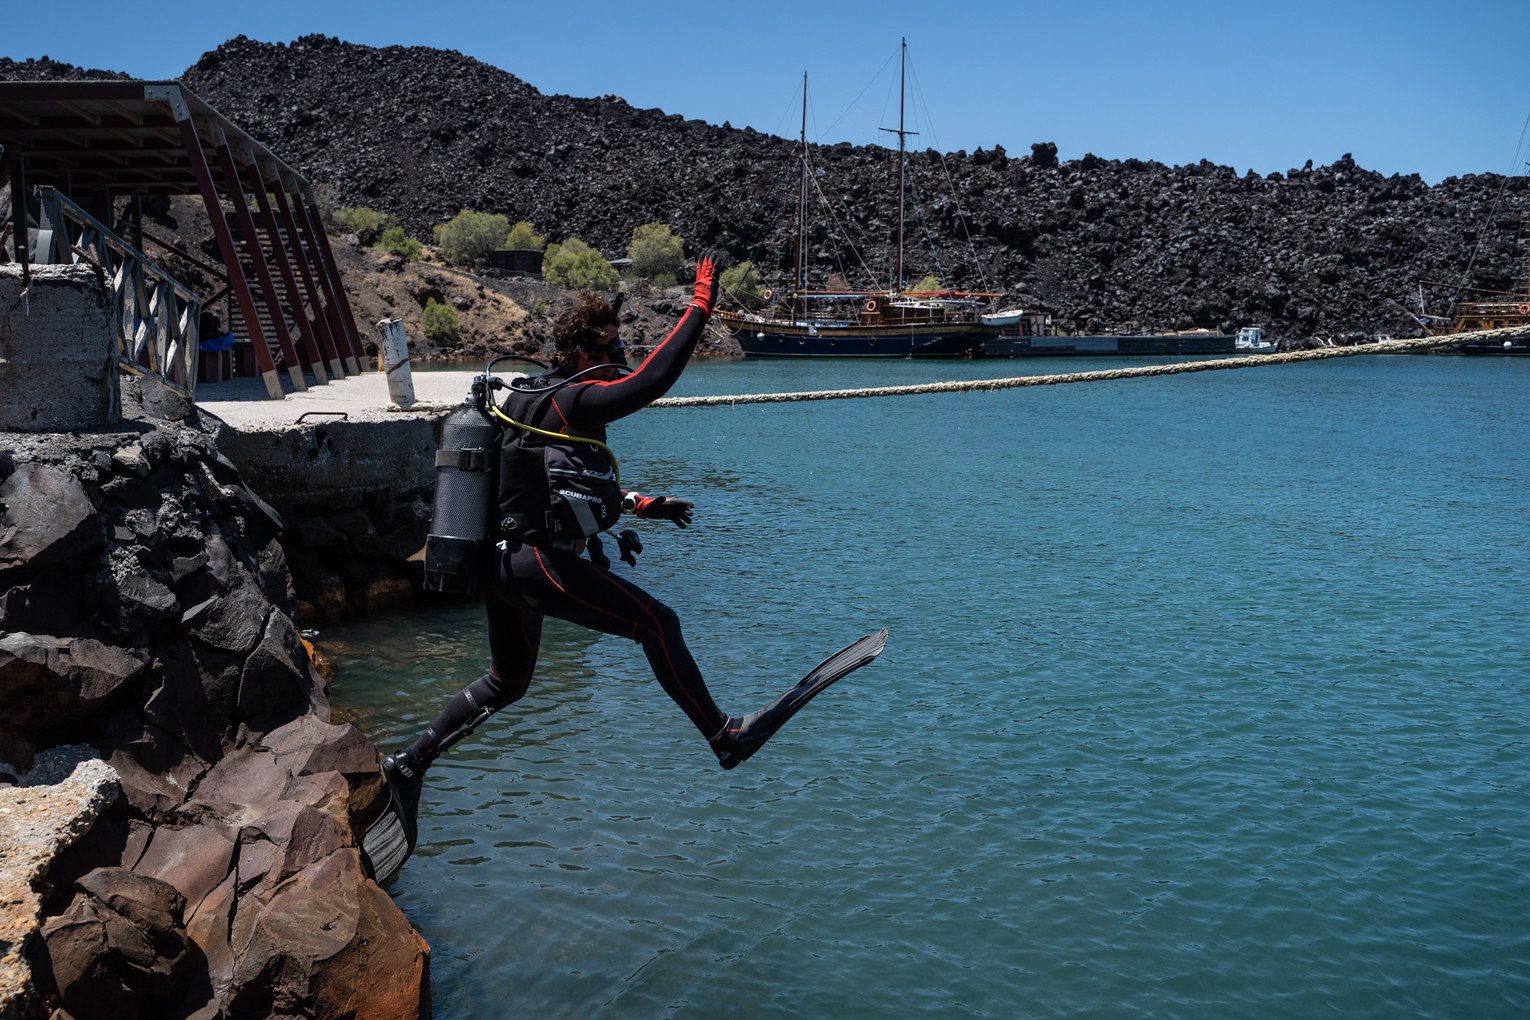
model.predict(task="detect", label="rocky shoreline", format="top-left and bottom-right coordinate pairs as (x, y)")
top-left (0, 374), bottom-right (428, 1017)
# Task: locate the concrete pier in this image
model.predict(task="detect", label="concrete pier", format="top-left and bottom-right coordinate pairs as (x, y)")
top-left (196, 369), bottom-right (472, 429)
top-left (198, 371), bottom-right (483, 622)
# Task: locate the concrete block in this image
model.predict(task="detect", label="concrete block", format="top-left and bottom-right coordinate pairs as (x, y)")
top-left (0, 265), bottom-right (120, 431)
top-left (216, 417), bottom-right (437, 503)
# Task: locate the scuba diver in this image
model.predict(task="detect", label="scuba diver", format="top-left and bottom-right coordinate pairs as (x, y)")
top-left (366, 253), bottom-right (886, 880)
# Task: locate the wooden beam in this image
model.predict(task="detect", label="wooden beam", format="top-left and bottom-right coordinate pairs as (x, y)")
top-left (175, 115), bottom-right (283, 399)
top-left (6, 149), bottom-right (26, 282)
top-left (270, 175), bottom-right (345, 379)
top-left (247, 162), bottom-right (327, 384)
top-left (286, 177), bottom-right (361, 374)
top-left (301, 185), bottom-right (367, 372)
top-left (213, 134), bottom-right (306, 392)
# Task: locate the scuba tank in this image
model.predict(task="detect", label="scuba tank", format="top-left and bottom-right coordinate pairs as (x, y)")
top-left (422, 386), bottom-right (498, 595)
top-left (422, 352), bottom-right (632, 594)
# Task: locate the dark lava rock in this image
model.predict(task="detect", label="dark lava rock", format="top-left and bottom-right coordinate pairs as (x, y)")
top-left (14, 42), bottom-right (1523, 342)
top-left (0, 634), bottom-right (147, 731)
top-left (0, 463), bottom-right (104, 576)
top-left (159, 37), bottom-right (1524, 342)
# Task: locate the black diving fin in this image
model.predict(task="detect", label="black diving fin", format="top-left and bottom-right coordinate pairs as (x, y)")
top-left (715, 628), bottom-right (889, 770)
top-left (360, 754), bottom-right (423, 885)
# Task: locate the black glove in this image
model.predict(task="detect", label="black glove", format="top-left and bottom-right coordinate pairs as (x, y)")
top-left (632, 495), bottom-right (694, 529)
top-left (616, 529), bottom-right (643, 567)
top-left (587, 534), bottom-right (611, 570)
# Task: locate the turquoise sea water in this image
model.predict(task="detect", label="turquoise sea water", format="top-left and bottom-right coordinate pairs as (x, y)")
top-left (324, 355), bottom-right (1530, 1017)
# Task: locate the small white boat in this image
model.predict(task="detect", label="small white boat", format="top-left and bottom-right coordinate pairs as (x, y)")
top-left (1235, 327), bottom-right (1276, 353)
top-left (981, 308), bottom-right (1027, 327)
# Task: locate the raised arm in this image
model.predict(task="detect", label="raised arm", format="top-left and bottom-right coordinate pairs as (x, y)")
top-left (561, 254), bottom-right (724, 428)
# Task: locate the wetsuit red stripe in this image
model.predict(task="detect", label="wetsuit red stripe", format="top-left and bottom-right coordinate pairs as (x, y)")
top-left (580, 305), bottom-right (698, 386)
top-left (532, 547), bottom-right (646, 636)
top-left (586, 561), bottom-right (716, 724)
top-left (532, 550), bottom-right (715, 726)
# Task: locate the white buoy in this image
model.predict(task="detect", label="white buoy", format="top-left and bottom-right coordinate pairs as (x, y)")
top-left (376, 318), bottom-right (417, 407)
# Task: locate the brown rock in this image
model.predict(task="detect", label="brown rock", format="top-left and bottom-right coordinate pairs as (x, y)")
top-left (228, 849), bottom-right (429, 1020)
top-left (186, 747), bottom-right (291, 811)
top-left (360, 569), bottom-right (415, 616)
top-left (107, 731), bottom-right (208, 816)
top-left (184, 871), bottom-right (237, 1003)
top-left (132, 821), bottom-right (236, 917)
top-left (239, 800), bottom-right (348, 889)
top-left (77, 866), bottom-right (185, 931)
top-left (262, 717), bottom-right (375, 780)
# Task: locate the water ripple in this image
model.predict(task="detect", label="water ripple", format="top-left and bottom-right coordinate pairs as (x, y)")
top-left (327, 356), bottom-right (1530, 1017)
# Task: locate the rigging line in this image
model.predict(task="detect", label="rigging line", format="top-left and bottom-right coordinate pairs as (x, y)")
top-left (815, 50), bottom-right (899, 143)
top-left (802, 143), bottom-right (877, 288)
top-left (906, 172), bottom-right (948, 285)
top-left (650, 327), bottom-right (1525, 409)
top-left (803, 90), bottom-right (875, 290)
top-left (1458, 111), bottom-right (1530, 292)
top-left (768, 77), bottom-right (806, 142)
top-left (906, 52), bottom-right (994, 293)
top-left (804, 144), bottom-right (880, 289)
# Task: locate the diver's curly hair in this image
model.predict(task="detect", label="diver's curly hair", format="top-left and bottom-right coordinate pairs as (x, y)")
top-left (550, 292), bottom-right (618, 370)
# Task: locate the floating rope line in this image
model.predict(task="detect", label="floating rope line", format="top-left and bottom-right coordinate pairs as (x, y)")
top-left (653, 325), bottom-right (1530, 408)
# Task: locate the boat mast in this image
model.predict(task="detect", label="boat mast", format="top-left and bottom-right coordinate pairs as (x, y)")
top-left (897, 38), bottom-right (906, 292)
top-left (796, 72), bottom-right (808, 296)
top-left (880, 39), bottom-right (917, 292)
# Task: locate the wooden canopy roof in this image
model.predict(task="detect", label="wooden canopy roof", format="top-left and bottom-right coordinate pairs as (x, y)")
top-left (0, 80), bottom-right (310, 196)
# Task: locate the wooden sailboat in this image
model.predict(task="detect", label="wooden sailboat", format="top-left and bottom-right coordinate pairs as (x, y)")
top-left (1422, 159), bottom-right (1530, 354)
top-left (717, 40), bottom-right (998, 358)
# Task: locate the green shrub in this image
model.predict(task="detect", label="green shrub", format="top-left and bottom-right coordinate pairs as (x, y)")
top-left (433, 209), bottom-right (510, 266)
top-left (376, 226), bottom-right (423, 261)
top-left (543, 238), bottom-right (619, 288)
top-left (628, 222), bottom-right (684, 280)
top-left (911, 274), bottom-right (942, 292)
top-left (719, 260), bottom-right (765, 309)
top-left (505, 220), bottom-right (546, 251)
top-left (421, 298), bottom-right (460, 343)
top-left (331, 206), bottom-right (395, 243)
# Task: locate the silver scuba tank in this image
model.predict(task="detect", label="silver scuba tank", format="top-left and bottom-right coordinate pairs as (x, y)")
top-left (423, 398), bottom-right (497, 594)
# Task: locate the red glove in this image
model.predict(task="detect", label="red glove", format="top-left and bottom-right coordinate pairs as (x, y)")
top-left (631, 494), bottom-right (694, 528)
top-left (692, 250), bottom-right (730, 315)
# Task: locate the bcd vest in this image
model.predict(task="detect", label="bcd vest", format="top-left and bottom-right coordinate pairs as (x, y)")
top-left (494, 377), bottom-right (622, 544)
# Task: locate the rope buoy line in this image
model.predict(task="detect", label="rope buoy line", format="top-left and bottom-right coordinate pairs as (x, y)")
top-left (654, 325), bottom-right (1530, 409)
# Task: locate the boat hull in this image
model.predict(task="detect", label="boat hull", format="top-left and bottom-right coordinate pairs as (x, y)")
top-left (729, 320), bottom-right (987, 358)
top-left (1459, 339), bottom-right (1530, 355)
top-left (982, 334), bottom-right (1277, 357)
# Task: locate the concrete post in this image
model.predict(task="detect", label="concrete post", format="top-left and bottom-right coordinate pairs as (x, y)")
top-left (376, 319), bottom-right (416, 407)
top-left (0, 264), bottom-right (120, 430)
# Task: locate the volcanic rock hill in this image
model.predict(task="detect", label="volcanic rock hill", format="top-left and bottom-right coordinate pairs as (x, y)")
top-left (6, 40), bottom-right (1527, 342)
top-left (174, 35), bottom-right (1527, 342)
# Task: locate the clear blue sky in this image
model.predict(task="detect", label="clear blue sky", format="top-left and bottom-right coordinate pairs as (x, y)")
top-left (6, 0), bottom-right (1528, 183)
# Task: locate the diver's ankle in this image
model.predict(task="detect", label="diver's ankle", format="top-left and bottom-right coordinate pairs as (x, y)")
top-left (382, 749), bottom-right (426, 782)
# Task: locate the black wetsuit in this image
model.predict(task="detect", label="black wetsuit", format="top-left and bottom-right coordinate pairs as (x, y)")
top-left (407, 301), bottom-right (726, 765)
